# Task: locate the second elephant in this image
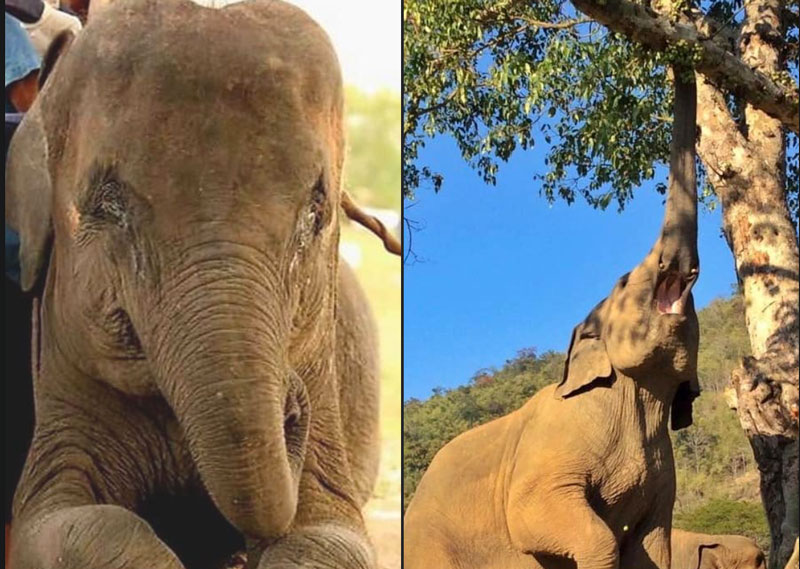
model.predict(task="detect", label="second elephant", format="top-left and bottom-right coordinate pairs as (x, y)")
top-left (672, 529), bottom-right (767, 569)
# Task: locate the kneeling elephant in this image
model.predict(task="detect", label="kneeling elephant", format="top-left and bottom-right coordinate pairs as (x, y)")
top-left (5, 0), bottom-right (399, 568)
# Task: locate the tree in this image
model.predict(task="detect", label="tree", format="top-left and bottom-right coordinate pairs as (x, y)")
top-left (403, 0), bottom-right (799, 565)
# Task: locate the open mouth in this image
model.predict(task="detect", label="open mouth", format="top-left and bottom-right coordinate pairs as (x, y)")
top-left (655, 273), bottom-right (695, 315)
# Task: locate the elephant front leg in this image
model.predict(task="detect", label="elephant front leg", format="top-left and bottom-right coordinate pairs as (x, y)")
top-left (10, 505), bottom-right (186, 569)
top-left (250, 464), bottom-right (375, 569)
top-left (619, 525), bottom-right (670, 569)
top-left (252, 523), bottom-right (373, 569)
top-left (619, 495), bottom-right (672, 569)
top-left (507, 489), bottom-right (619, 569)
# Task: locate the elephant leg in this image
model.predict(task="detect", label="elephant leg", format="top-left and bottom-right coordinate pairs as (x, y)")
top-left (336, 263), bottom-right (381, 506)
top-left (250, 464), bottom-right (375, 569)
top-left (9, 505), bottom-right (185, 569)
top-left (508, 491), bottom-right (619, 569)
top-left (254, 523), bottom-right (374, 569)
top-left (620, 525), bottom-right (670, 569)
top-left (402, 531), bottom-right (460, 569)
top-left (619, 497), bottom-right (672, 569)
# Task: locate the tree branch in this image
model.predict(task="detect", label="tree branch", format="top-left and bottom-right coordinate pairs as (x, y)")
top-left (569, 0), bottom-right (800, 132)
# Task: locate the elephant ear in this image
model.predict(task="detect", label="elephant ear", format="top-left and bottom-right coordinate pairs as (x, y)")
top-left (696, 542), bottom-right (721, 569)
top-left (6, 105), bottom-right (54, 292)
top-left (38, 29), bottom-right (76, 88)
top-left (555, 320), bottom-right (612, 399)
top-left (671, 374), bottom-right (701, 430)
top-left (5, 30), bottom-right (75, 292)
top-left (341, 191), bottom-right (401, 256)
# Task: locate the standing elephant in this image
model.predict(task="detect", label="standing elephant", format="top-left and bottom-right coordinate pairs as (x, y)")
top-left (672, 529), bottom-right (767, 569)
top-left (403, 71), bottom-right (700, 568)
top-left (5, 1), bottom-right (398, 567)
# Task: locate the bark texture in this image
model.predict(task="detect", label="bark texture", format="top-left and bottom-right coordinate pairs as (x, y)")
top-left (690, 0), bottom-right (799, 565)
top-left (570, 0), bottom-right (799, 132)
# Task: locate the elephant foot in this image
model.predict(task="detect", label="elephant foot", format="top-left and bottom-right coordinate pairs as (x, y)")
top-left (255, 524), bottom-right (375, 569)
top-left (10, 505), bottom-right (186, 569)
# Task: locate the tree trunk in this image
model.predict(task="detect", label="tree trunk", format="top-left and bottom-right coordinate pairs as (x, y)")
top-left (692, 0), bottom-right (799, 565)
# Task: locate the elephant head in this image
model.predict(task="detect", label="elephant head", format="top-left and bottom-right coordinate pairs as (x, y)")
top-left (672, 530), bottom-right (767, 569)
top-left (555, 73), bottom-right (700, 430)
top-left (5, 0), bottom-right (394, 541)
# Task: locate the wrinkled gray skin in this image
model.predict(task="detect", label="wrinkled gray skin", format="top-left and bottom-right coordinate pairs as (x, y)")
top-left (672, 530), bottom-right (767, 569)
top-left (5, 1), bottom-right (384, 568)
top-left (403, 73), bottom-right (700, 569)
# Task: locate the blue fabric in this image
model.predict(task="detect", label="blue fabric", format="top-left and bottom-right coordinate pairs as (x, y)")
top-left (5, 15), bottom-right (38, 282)
top-left (5, 114), bottom-right (25, 283)
top-left (5, 13), bottom-right (40, 113)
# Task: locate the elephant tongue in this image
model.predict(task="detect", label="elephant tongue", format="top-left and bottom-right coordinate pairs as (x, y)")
top-left (656, 275), bottom-right (684, 315)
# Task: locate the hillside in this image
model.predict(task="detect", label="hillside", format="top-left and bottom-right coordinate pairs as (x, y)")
top-left (403, 294), bottom-right (770, 551)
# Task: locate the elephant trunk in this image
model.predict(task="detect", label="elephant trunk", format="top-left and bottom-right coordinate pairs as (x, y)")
top-left (142, 254), bottom-right (308, 539)
top-left (659, 69), bottom-right (699, 276)
top-left (653, 69), bottom-right (699, 317)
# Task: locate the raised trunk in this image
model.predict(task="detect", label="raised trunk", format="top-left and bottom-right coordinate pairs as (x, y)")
top-left (692, 0), bottom-right (799, 564)
top-left (140, 252), bottom-right (308, 540)
top-left (659, 67), bottom-right (699, 276)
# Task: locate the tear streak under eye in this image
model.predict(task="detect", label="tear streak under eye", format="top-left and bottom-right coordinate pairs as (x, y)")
top-left (310, 175), bottom-right (326, 235)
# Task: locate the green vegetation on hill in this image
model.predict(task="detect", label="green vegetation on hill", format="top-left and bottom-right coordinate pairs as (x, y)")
top-left (674, 499), bottom-right (770, 552)
top-left (403, 294), bottom-right (770, 550)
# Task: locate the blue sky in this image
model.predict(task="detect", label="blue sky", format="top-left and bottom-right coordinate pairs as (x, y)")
top-left (403, 135), bottom-right (738, 401)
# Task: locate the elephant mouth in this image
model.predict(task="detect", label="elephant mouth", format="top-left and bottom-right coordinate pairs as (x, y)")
top-left (655, 272), bottom-right (695, 315)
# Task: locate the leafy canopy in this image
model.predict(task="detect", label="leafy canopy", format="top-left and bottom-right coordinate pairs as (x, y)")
top-left (403, 0), bottom-right (798, 218)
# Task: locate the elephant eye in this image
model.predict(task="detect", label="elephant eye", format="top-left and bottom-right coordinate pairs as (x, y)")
top-left (93, 181), bottom-right (129, 225)
top-left (292, 173), bottom-right (329, 259)
top-left (306, 173), bottom-right (328, 236)
top-left (82, 169), bottom-right (130, 229)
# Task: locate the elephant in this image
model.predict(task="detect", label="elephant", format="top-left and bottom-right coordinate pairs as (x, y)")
top-left (402, 70), bottom-right (701, 568)
top-left (671, 529), bottom-right (767, 569)
top-left (4, 0), bottom-right (399, 567)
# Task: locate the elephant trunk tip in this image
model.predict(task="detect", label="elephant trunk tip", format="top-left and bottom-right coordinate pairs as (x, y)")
top-left (180, 372), bottom-right (310, 542)
top-left (229, 488), bottom-right (298, 540)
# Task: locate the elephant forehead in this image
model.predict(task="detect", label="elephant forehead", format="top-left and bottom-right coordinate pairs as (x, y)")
top-left (42, 0), bottom-right (344, 206)
top-left (66, 0), bottom-right (342, 116)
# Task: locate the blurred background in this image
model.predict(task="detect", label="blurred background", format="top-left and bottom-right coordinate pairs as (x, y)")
top-left (198, 2), bottom-right (401, 567)
top-left (339, 87), bottom-right (401, 569)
